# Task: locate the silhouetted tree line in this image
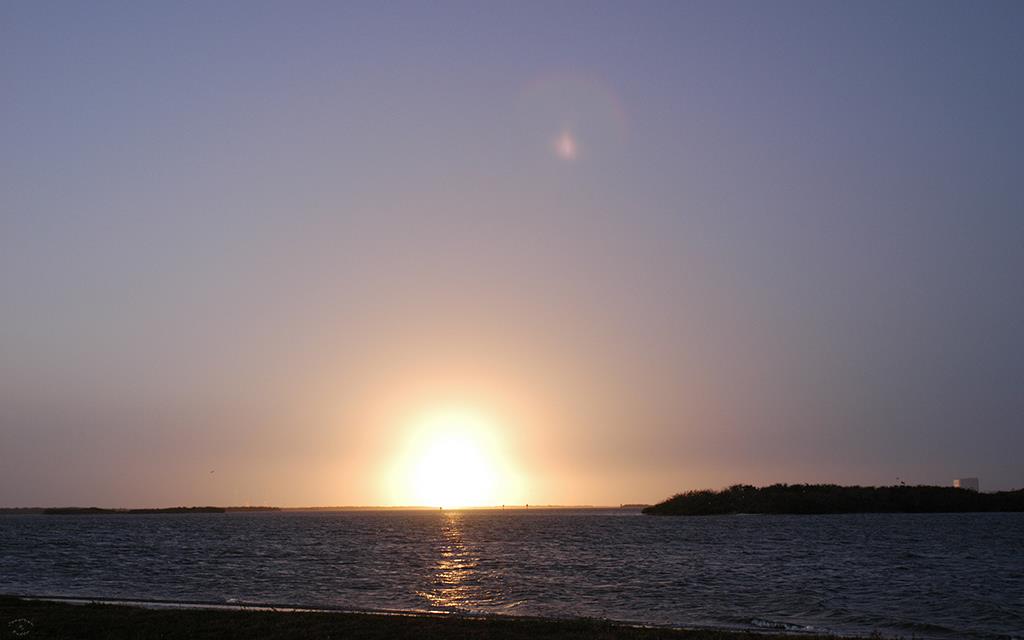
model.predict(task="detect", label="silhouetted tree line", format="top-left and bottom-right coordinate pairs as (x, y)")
top-left (642, 484), bottom-right (1024, 515)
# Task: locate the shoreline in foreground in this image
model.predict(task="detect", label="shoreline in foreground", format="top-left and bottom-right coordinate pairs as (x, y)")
top-left (0, 596), bottom-right (879, 639)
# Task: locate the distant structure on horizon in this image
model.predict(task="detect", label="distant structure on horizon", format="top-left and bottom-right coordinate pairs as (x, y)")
top-left (954, 477), bottom-right (980, 492)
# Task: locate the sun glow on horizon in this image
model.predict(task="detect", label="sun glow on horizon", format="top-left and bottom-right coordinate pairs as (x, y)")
top-left (391, 409), bottom-right (523, 508)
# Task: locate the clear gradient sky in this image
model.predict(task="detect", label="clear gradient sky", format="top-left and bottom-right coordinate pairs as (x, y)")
top-left (2, 1), bottom-right (1023, 507)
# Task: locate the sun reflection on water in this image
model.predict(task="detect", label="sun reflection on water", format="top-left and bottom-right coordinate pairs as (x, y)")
top-left (418, 512), bottom-right (482, 610)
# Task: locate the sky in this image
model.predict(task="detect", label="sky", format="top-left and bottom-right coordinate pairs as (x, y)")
top-left (2, 1), bottom-right (1023, 507)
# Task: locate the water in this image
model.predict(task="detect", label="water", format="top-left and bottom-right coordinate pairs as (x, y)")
top-left (2, 510), bottom-right (1022, 639)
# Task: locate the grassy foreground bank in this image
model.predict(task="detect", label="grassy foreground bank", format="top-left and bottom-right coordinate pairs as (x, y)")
top-left (0, 597), bottom-right (871, 640)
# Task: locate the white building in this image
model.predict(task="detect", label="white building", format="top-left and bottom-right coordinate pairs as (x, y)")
top-left (953, 477), bottom-right (979, 492)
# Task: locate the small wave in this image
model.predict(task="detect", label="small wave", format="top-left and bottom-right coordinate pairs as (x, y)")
top-left (750, 618), bottom-right (818, 632)
top-left (888, 618), bottom-right (959, 635)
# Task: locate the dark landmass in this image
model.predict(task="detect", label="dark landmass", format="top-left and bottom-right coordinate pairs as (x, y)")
top-left (34, 506), bottom-right (284, 515)
top-left (43, 507), bottom-right (227, 515)
top-left (277, 505), bottom-right (608, 511)
top-left (0, 597), bottom-right (878, 640)
top-left (224, 506), bottom-right (282, 512)
top-left (281, 505), bottom-right (441, 511)
top-left (643, 484), bottom-right (1024, 516)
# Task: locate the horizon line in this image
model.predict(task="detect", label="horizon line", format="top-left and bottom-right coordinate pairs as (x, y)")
top-left (0, 504), bottom-right (651, 511)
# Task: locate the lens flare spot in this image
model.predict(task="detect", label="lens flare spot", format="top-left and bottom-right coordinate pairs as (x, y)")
top-left (554, 131), bottom-right (577, 160)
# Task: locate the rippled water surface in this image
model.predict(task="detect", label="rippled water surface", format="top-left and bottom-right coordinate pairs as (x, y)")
top-left (2, 510), bottom-right (1022, 638)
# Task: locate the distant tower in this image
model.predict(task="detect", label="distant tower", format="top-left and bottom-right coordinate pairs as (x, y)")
top-left (953, 477), bottom-right (979, 492)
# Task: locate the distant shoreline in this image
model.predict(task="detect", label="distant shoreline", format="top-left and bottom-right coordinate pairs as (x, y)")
top-left (0, 505), bottom-right (630, 514)
top-left (35, 506), bottom-right (280, 515)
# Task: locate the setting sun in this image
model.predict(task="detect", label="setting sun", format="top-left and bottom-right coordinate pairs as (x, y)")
top-left (392, 409), bottom-right (522, 508)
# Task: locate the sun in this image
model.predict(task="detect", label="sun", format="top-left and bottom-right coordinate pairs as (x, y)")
top-left (410, 431), bottom-right (495, 508)
top-left (393, 409), bottom-right (518, 508)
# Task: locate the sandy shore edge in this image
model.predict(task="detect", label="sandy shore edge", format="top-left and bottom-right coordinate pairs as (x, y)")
top-left (1, 594), bottom-right (878, 639)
